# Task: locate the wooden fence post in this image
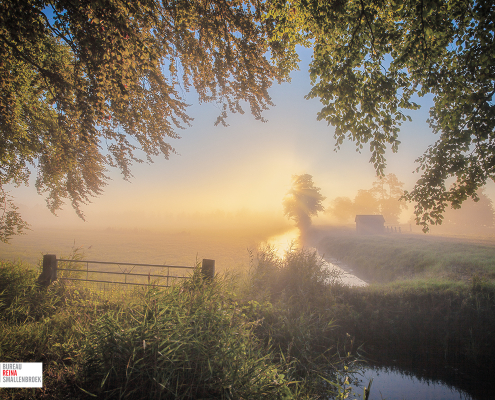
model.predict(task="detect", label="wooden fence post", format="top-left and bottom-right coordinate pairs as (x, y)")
top-left (201, 259), bottom-right (215, 281)
top-left (37, 254), bottom-right (57, 287)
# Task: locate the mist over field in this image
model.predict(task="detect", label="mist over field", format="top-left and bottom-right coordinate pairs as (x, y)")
top-left (5, 169), bottom-right (495, 274)
top-left (2, 2), bottom-right (495, 399)
top-left (0, 210), bottom-right (293, 271)
top-left (4, 172), bottom-right (495, 400)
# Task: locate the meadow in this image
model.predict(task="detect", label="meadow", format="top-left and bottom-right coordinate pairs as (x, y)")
top-left (314, 227), bottom-right (495, 283)
top-left (0, 225), bottom-right (292, 273)
top-left (2, 226), bottom-right (495, 399)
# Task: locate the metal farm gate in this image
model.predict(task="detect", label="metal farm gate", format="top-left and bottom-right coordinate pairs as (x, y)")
top-left (37, 254), bottom-right (215, 289)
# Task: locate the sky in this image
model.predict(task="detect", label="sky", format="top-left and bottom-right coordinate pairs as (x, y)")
top-left (10, 46), bottom-right (491, 231)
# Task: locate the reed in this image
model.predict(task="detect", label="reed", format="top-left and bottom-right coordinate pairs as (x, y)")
top-left (82, 270), bottom-right (296, 399)
top-left (8, 240), bottom-right (492, 399)
top-left (0, 251), bottom-right (360, 399)
top-left (242, 246), bottom-right (361, 396)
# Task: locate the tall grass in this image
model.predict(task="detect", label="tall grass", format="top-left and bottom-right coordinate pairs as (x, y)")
top-left (4, 242), bottom-right (495, 399)
top-left (7, 241), bottom-right (492, 399)
top-left (0, 249), bottom-right (362, 400)
top-left (82, 270), bottom-right (295, 399)
top-left (326, 277), bottom-right (495, 383)
top-left (318, 232), bottom-right (495, 282)
top-left (0, 259), bottom-right (98, 399)
top-left (242, 246), bottom-right (361, 396)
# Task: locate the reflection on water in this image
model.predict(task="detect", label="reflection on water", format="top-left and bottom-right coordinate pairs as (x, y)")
top-left (350, 366), bottom-right (473, 400)
top-left (267, 230), bottom-right (480, 400)
top-left (266, 229), bottom-right (368, 286)
top-left (320, 256), bottom-right (368, 287)
top-left (266, 228), bottom-right (301, 259)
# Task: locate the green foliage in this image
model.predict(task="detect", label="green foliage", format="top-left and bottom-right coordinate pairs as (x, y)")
top-left (267, 0), bottom-right (495, 231)
top-left (83, 272), bottom-right (295, 399)
top-left (248, 245), bottom-right (334, 304)
top-left (244, 246), bottom-right (360, 397)
top-left (0, 259), bottom-right (302, 399)
top-left (4, 246), bottom-right (495, 398)
top-left (282, 174), bottom-right (326, 231)
top-left (3, 0), bottom-right (494, 239)
top-left (0, 260), bottom-right (103, 399)
top-left (328, 173), bottom-right (407, 225)
top-left (0, 253), bottom-right (364, 399)
top-left (0, 0), bottom-right (285, 241)
top-left (0, 260), bottom-right (59, 323)
top-left (0, 188), bottom-right (30, 243)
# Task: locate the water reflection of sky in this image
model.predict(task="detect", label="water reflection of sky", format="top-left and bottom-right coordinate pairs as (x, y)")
top-left (266, 228), bottom-right (301, 259)
top-left (267, 230), bottom-right (475, 399)
top-left (266, 228), bottom-right (368, 286)
top-left (350, 366), bottom-right (472, 400)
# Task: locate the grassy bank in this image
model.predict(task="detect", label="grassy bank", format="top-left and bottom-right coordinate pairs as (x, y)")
top-left (2, 239), bottom-right (495, 399)
top-left (0, 254), bottom-right (358, 400)
top-left (328, 279), bottom-right (495, 399)
top-left (313, 228), bottom-right (495, 397)
top-left (331, 280), bottom-right (495, 371)
top-left (316, 229), bottom-right (495, 282)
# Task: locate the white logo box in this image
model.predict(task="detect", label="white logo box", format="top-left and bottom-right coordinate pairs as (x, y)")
top-left (0, 363), bottom-right (43, 388)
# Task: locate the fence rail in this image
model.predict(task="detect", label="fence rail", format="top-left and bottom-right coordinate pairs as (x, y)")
top-left (37, 254), bottom-right (215, 288)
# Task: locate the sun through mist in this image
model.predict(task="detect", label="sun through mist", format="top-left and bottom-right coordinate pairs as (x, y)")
top-left (266, 228), bottom-right (301, 259)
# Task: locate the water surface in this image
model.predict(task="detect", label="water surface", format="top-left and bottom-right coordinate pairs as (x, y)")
top-left (350, 366), bottom-right (474, 400)
top-left (267, 228), bottom-right (368, 286)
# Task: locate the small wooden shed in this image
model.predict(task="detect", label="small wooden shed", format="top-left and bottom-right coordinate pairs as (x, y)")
top-left (355, 215), bottom-right (385, 235)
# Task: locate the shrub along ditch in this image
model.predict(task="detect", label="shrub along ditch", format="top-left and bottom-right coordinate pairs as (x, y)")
top-left (2, 243), bottom-right (495, 399)
top-left (0, 255), bottom-right (359, 400)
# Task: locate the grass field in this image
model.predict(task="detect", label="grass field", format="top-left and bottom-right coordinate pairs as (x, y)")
top-left (0, 225), bottom-right (292, 274)
top-left (314, 227), bottom-right (495, 283)
top-left (2, 226), bottom-right (495, 399)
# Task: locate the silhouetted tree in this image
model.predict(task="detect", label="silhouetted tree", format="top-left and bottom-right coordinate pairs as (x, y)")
top-left (329, 196), bottom-right (355, 224)
top-left (328, 174), bottom-right (406, 224)
top-left (440, 189), bottom-right (494, 232)
top-left (283, 174), bottom-right (325, 231)
top-left (371, 174), bottom-right (408, 224)
top-left (353, 189), bottom-right (380, 215)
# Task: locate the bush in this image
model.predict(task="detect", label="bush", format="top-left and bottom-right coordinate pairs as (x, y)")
top-left (246, 246), bottom-right (340, 304)
top-left (242, 247), bottom-right (358, 397)
top-left (82, 269), bottom-right (295, 399)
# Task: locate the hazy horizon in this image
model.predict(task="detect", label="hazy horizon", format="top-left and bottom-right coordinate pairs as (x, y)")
top-left (3, 47), bottom-right (495, 241)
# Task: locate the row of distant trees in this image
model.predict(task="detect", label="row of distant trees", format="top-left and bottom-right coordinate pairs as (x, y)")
top-left (284, 174), bottom-right (495, 232)
top-left (328, 174), bottom-right (407, 225)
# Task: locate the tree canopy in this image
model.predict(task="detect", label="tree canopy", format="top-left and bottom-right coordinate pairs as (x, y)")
top-left (0, 0), bottom-right (286, 241)
top-left (268, 0), bottom-right (495, 231)
top-left (1, 0), bottom-right (494, 240)
top-left (283, 174), bottom-right (326, 230)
